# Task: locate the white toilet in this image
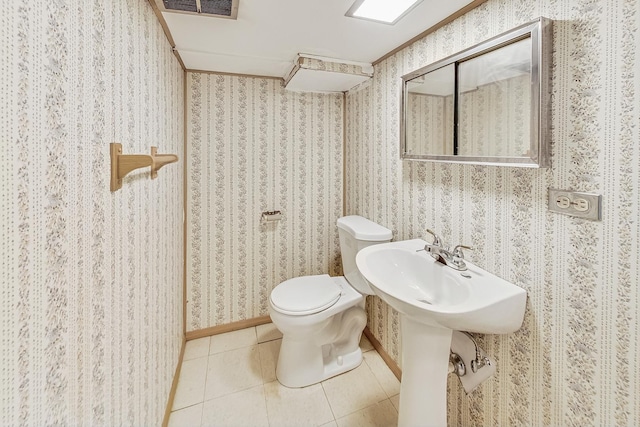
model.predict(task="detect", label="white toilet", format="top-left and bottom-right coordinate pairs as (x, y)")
top-left (268, 215), bottom-right (392, 388)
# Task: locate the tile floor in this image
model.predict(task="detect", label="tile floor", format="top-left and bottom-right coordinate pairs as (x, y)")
top-left (169, 323), bottom-right (401, 427)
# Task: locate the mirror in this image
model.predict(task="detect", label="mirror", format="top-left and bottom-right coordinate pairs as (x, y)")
top-left (405, 64), bottom-right (455, 157)
top-left (401, 18), bottom-right (552, 167)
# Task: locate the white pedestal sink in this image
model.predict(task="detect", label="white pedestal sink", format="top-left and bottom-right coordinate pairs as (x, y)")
top-left (355, 239), bottom-right (527, 427)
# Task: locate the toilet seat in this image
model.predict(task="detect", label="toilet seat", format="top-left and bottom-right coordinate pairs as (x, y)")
top-left (270, 274), bottom-right (343, 316)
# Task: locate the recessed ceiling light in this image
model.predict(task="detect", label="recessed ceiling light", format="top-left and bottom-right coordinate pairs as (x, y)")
top-left (345, 0), bottom-right (423, 25)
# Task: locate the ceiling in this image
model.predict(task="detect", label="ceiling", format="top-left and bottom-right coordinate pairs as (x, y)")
top-left (161, 0), bottom-right (476, 78)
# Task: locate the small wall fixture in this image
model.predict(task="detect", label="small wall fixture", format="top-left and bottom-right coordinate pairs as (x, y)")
top-left (261, 210), bottom-right (282, 222)
top-left (110, 143), bottom-right (179, 192)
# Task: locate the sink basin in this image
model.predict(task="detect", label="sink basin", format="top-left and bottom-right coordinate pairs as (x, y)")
top-left (355, 238), bottom-right (526, 334)
top-left (355, 238), bottom-right (527, 427)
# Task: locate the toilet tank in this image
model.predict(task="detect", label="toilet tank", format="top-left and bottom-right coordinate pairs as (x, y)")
top-left (337, 216), bottom-right (392, 295)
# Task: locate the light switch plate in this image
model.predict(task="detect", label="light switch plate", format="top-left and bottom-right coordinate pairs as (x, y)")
top-left (548, 188), bottom-right (602, 220)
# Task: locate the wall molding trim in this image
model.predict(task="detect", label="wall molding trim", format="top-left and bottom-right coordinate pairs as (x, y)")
top-left (186, 316), bottom-right (273, 341)
top-left (187, 69), bottom-right (285, 82)
top-left (182, 72), bottom-right (188, 337)
top-left (162, 337), bottom-right (186, 427)
top-left (363, 327), bottom-right (402, 381)
top-left (147, 0), bottom-right (186, 70)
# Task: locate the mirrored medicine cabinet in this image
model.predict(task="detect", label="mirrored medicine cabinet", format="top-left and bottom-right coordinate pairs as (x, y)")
top-left (400, 17), bottom-right (552, 167)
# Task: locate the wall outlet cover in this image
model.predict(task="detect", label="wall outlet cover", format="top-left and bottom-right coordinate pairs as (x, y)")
top-left (548, 188), bottom-right (602, 220)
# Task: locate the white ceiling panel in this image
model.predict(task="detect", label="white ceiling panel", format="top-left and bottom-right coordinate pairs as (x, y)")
top-left (162, 0), bottom-right (475, 78)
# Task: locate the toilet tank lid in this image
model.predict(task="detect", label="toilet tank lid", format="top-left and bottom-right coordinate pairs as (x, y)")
top-left (337, 216), bottom-right (392, 242)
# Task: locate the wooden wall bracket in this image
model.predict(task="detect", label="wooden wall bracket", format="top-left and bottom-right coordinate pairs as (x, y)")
top-left (110, 143), bottom-right (179, 192)
top-left (150, 146), bottom-right (179, 180)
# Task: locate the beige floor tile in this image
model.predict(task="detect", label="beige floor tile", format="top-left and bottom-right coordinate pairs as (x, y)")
top-left (172, 357), bottom-right (209, 410)
top-left (335, 400), bottom-right (398, 427)
top-left (256, 322), bottom-right (283, 343)
top-left (201, 385), bottom-right (269, 427)
top-left (359, 335), bottom-right (374, 353)
top-left (363, 351), bottom-right (400, 397)
top-left (258, 339), bottom-right (281, 383)
top-left (209, 328), bottom-right (257, 354)
top-left (389, 394), bottom-right (400, 412)
top-left (204, 345), bottom-right (263, 400)
top-left (321, 362), bottom-right (387, 419)
top-left (264, 380), bottom-right (334, 427)
top-left (184, 337), bottom-right (211, 361)
top-left (172, 326), bottom-right (401, 427)
top-left (168, 403), bottom-right (203, 427)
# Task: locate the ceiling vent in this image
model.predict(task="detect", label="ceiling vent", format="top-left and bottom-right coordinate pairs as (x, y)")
top-left (284, 54), bottom-right (374, 94)
top-left (156, 0), bottom-right (239, 19)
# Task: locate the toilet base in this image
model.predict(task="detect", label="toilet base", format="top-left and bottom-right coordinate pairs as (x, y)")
top-left (273, 301), bottom-right (368, 388)
top-left (276, 344), bottom-right (363, 388)
top-left (321, 346), bottom-right (364, 383)
top-left (269, 276), bottom-right (369, 388)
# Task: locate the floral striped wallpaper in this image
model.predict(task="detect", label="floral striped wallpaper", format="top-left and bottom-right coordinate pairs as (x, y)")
top-left (458, 74), bottom-right (530, 157)
top-left (346, 0), bottom-right (640, 425)
top-left (405, 94), bottom-right (451, 156)
top-left (0, 0), bottom-right (184, 425)
top-left (186, 73), bottom-right (344, 331)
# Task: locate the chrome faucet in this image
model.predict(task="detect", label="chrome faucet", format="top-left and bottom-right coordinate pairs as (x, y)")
top-left (419, 229), bottom-right (472, 271)
top-left (422, 229), bottom-right (450, 263)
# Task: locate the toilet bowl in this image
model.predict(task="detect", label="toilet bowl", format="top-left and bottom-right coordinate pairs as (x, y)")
top-left (268, 215), bottom-right (392, 388)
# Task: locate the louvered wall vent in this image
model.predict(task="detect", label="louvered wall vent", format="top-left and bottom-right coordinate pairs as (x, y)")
top-left (157, 0), bottom-right (238, 19)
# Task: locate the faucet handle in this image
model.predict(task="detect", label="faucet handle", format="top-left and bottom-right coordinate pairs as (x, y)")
top-left (452, 245), bottom-right (472, 259)
top-left (425, 229), bottom-right (442, 246)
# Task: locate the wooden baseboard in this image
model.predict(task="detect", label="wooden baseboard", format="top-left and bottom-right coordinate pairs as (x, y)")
top-left (363, 327), bottom-right (402, 381)
top-left (185, 315), bottom-right (272, 341)
top-left (162, 335), bottom-right (187, 427)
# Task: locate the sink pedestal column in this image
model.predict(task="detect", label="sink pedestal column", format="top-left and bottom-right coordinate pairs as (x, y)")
top-left (398, 316), bottom-right (453, 427)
